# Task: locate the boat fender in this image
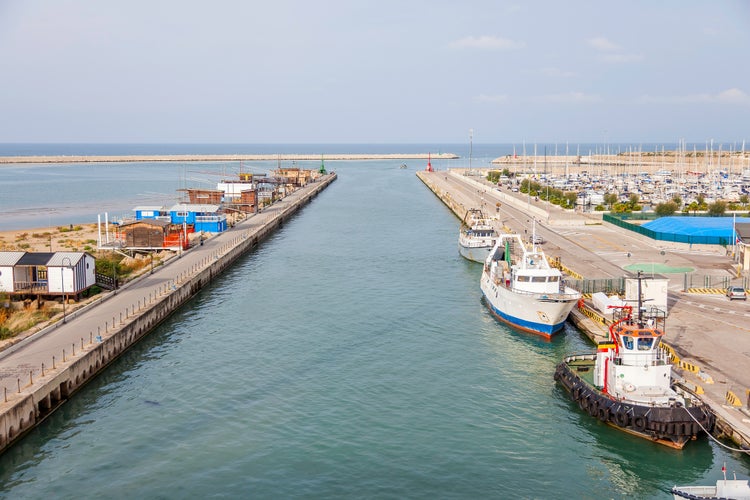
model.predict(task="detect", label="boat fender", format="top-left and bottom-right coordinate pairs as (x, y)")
top-left (571, 385), bottom-right (581, 401)
top-left (578, 395), bottom-right (589, 411)
top-left (597, 406), bottom-right (610, 422)
top-left (633, 415), bottom-right (648, 432)
top-left (614, 409), bottom-right (630, 427)
top-left (588, 398), bottom-right (599, 417)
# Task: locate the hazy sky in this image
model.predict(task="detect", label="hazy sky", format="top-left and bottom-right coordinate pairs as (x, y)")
top-left (1, 1), bottom-right (749, 144)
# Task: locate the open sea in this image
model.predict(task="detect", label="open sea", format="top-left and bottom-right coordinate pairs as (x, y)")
top-left (0, 144), bottom-right (748, 498)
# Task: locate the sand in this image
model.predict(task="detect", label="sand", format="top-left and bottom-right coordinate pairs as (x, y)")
top-left (0, 223), bottom-right (101, 253)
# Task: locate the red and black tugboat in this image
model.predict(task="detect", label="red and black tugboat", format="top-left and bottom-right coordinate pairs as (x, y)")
top-left (554, 275), bottom-right (714, 448)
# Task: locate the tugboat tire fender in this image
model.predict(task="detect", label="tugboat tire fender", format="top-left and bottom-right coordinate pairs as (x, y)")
top-left (588, 398), bottom-right (599, 417)
top-left (633, 415), bottom-right (648, 432)
top-left (597, 406), bottom-right (610, 422)
top-left (571, 385), bottom-right (581, 401)
top-left (614, 409), bottom-right (629, 427)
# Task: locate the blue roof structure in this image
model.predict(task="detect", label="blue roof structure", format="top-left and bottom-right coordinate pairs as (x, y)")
top-left (642, 216), bottom-right (736, 238)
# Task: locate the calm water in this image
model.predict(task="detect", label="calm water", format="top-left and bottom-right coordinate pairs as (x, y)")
top-left (0, 153), bottom-right (748, 498)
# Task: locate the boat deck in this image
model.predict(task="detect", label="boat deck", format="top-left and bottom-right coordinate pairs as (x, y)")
top-left (566, 355), bottom-right (596, 388)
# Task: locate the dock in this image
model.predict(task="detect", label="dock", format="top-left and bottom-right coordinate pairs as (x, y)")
top-left (0, 153), bottom-right (458, 164)
top-left (0, 173), bottom-right (337, 454)
top-left (418, 168), bottom-right (750, 451)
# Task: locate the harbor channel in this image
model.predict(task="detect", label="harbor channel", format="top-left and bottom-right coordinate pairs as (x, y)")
top-left (418, 168), bottom-right (750, 451)
top-left (0, 172), bottom-right (337, 454)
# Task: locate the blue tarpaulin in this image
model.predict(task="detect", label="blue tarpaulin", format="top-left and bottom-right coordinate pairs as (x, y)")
top-left (641, 216), bottom-right (735, 237)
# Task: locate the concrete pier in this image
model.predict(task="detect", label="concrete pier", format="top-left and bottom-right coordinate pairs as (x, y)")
top-left (0, 153), bottom-right (458, 164)
top-left (0, 173), bottom-right (337, 454)
top-left (417, 168), bottom-right (750, 451)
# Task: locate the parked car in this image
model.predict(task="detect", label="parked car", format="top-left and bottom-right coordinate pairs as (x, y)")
top-left (530, 235), bottom-right (545, 244)
top-left (726, 286), bottom-right (747, 300)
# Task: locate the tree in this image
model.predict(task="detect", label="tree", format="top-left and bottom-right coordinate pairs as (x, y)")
top-left (740, 194), bottom-right (749, 206)
top-left (603, 192), bottom-right (618, 209)
top-left (563, 192), bottom-right (578, 208)
top-left (671, 195), bottom-right (682, 207)
top-left (655, 201), bottom-right (678, 216)
top-left (707, 200), bottom-right (727, 216)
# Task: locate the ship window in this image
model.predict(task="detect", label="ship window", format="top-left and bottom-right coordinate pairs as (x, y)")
top-left (548, 276), bottom-right (559, 282)
top-left (623, 336), bottom-right (634, 350)
top-left (532, 276), bottom-right (547, 283)
top-left (638, 337), bottom-right (653, 350)
top-left (517, 275), bottom-right (530, 282)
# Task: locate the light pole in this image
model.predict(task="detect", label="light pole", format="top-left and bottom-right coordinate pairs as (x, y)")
top-left (61, 256), bottom-right (71, 323)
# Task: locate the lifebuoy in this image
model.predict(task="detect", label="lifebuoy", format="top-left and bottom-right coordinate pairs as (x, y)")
top-left (614, 409), bottom-right (629, 427)
top-left (633, 415), bottom-right (648, 432)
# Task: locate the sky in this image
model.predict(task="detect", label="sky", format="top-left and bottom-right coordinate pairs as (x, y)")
top-left (1, 0), bottom-right (749, 144)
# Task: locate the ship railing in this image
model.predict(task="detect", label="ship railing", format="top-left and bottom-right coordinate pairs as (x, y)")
top-left (510, 288), bottom-right (581, 300)
top-left (563, 352), bottom-right (597, 363)
top-left (613, 352), bottom-right (669, 367)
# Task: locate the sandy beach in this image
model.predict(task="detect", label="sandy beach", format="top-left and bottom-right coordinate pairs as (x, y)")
top-left (0, 223), bottom-right (101, 253)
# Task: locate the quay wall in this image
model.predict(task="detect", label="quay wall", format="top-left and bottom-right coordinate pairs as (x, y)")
top-left (0, 173), bottom-right (337, 454)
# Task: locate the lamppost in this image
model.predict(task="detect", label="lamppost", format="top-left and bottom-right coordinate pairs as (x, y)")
top-left (61, 256), bottom-right (71, 323)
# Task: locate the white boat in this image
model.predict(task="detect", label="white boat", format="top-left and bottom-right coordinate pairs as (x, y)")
top-left (672, 467), bottom-right (750, 499)
top-left (458, 209), bottom-right (498, 264)
top-left (480, 233), bottom-right (581, 337)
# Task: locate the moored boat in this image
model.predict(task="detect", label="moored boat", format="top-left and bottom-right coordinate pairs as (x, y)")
top-left (671, 466), bottom-right (750, 499)
top-left (480, 233), bottom-right (581, 337)
top-left (458, 208), bottom-right (498, 264)
top-left (554, 275), bottom-right (714, 448)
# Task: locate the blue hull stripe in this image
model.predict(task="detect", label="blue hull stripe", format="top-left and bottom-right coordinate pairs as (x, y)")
top-left (485, 300), bottom-right (565, 336)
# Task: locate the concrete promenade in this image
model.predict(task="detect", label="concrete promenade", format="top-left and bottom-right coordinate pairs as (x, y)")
top-left (0, 173), bottom-right (337, 453)
top-left (0, 153), bottom-right (458, 164)
top-left (418, 168), bottom-right (750, 450)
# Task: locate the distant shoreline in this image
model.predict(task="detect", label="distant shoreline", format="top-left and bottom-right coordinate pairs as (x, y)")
top-left (0, 153), bottom-right (459, 164)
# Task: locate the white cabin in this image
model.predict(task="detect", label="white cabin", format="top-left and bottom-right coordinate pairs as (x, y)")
top-left (0, 251), bottom-right (96, 296)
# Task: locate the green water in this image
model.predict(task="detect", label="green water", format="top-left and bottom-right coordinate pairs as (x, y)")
top-left (0, 161), bottom-right (747, 498)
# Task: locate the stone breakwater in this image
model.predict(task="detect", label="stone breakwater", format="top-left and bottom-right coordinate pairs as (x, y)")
top-left (0, 153), bottom-right (458, 164)
top-left (0, 173), bottom-right (336, 455)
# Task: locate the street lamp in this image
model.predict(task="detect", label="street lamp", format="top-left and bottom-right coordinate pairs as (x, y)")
top-left (61, 256), bottom-right (71, 323)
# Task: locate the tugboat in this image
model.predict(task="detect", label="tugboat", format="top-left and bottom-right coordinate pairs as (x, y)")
top-left (554, 274), bottom-right (714, 448)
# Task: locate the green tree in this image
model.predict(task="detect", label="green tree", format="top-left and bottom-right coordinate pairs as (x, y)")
top-left (603, 192), bottom-right (618, 208)
top-left (655, 201), bottom-right (678, 216)
top-left (671, 195), bottom-right (682, 207)
top-left (740, 194), bottom-right (749, 206)
top-left (707, 200), bottom-right (727, 216)
top-left (563, 192), bottom-right (578, 208)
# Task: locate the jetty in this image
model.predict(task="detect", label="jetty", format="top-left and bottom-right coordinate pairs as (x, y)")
top-left (0, 153), bottom-right (458, 164)
top-left (417, 168), bottom-right (750, 451)
top-left (0, 172), bottom-right (337, 454)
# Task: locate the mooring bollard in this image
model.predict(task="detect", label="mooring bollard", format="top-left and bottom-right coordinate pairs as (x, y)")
top-left (63, 349), bottom-right (66, 362)
top-left (72, 343), bottom-right (75, 356)
top-left (29, 371), bottom-right (33, 385)
top-left (53, 355), bottom-right (56, 369)
top-left (90, 332), bottom-right (93, 344)
top-left (81, 338), bottom-right (84, 351)
top-left (17, 378), bottom-right (20, 393)
top-left (41, 363), bottom-right (45, 377)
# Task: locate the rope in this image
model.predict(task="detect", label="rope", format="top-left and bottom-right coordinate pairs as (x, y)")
top-left (686, 408), bottom-right (750, 454)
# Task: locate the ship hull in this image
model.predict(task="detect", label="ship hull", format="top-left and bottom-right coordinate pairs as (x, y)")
top-left (554, 357), bottom-right (714, 449)
top-left (458, 242), bottom-right (493, 264)
top-left (480, 275), bottom-right (577, 338)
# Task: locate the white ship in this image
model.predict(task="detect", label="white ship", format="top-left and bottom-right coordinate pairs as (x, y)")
top-left (458, 209), bottom-right (498, 264)
top-left (480, 233), bottom-right (581, 337)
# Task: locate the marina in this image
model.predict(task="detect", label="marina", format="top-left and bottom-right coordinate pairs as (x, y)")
top-left (0, 151), bottom-right (748, 497)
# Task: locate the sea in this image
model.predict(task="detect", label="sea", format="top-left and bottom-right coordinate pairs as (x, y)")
top-left (0, 144), bottom-right (748, 498)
